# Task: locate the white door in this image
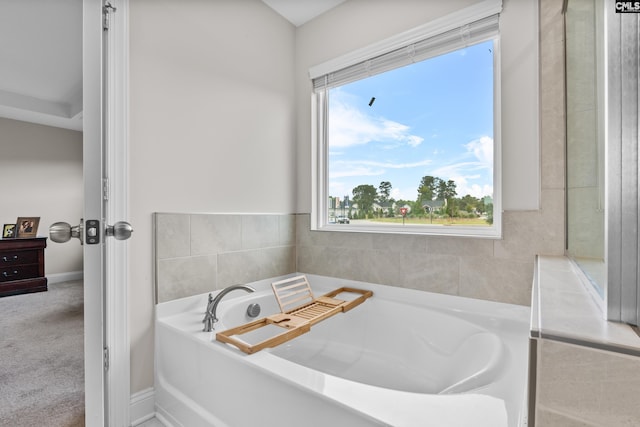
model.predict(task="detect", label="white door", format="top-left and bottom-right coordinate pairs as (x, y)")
top-left (85, 1), bottom-right (132, 425)
top-left (83, 2), bottom-right (106, 423)
top-left (100, 1), bottom-right (132, 425)
top-left (50, 2), bottom-right (131, 425)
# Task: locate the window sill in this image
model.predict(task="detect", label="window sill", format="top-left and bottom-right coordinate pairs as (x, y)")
top-left (314, 222), bottom-right (501, 239)
top-left (531, 255), bottom-right (640, 356)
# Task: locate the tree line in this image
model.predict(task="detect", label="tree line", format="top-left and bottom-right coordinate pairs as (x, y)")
top-left (333, 176), bottom-right (493, 224)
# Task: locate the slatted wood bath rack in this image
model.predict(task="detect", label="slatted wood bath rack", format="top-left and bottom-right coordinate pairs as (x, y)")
top-left (216, 275), bottom-right (373, 354)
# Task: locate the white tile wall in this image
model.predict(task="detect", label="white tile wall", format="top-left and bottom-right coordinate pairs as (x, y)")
top-left (154, 213), bottom-right (296, 303)
top-left (536, 340), bottom-right (640, 426)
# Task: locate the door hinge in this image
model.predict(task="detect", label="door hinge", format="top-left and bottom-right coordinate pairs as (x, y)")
top-left (103, 178), bottom-right (110, 201)
top-left (103, 2), bottom-right (117, 31)
top-left (104, 347), bottom-right (110, 371)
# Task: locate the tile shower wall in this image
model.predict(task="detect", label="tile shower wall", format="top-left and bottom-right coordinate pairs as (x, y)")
top-left (154, 213), bottom-right (296, 303)
top-left (535, 340), bottom-right (640, 426)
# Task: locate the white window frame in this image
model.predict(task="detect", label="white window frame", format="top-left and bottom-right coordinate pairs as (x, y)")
top-left (310, 0), bottom-right (503, 238)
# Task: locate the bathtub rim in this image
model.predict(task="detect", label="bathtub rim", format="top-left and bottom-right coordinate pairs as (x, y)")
top-left (157, 272), bottom-right (531, 326)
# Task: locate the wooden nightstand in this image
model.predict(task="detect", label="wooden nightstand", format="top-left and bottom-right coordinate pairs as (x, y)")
top-left (0, 237), bottom-right (47, 297)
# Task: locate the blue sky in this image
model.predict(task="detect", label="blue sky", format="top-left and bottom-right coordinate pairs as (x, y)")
top-left (328, 40), bottom-right (494, 202)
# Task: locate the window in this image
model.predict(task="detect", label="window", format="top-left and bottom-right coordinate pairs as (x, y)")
top-left (311, 4), bottom-right (502, 238)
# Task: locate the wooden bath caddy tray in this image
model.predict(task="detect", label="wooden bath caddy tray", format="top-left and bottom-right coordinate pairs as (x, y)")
top-left (216, 275), bottom-right (373, 354)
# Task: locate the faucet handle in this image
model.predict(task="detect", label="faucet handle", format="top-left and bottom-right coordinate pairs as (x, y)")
top-left (203, 293), bottom-right (215, 332)
top-left (203, 314), bottom-right (215, 332)
top-left (205, 293), bottom-right (214, 313)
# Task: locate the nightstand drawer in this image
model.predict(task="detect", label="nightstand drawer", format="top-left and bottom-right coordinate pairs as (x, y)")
top-left (0, 237), bottom-right (47, 296)
top-left (0, 251), bottom-right (39, 266)
top-left (0, 264), bottom-right (40, 282)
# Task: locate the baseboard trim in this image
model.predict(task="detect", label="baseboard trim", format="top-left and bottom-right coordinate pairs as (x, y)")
top-left (130, 387), bottom-right (155, 426)
top-left (47, 271), bottom-right (83, 284)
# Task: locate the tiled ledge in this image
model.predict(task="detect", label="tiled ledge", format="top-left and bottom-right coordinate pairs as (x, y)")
top-left (531, 255), bottom-right (640, 356)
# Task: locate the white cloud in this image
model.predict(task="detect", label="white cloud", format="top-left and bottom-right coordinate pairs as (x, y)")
top-left (427, 135), bottom-right (494, 199)
top-left (329, 93), bottom-right (424, 148)
top-left (443, 175), bottom-right (492, 199)
top-left (391, 187), bottom-right (417, 201)
top-left (331, 158), bottom-right (432, 179)
top-left (331, 166), bottom-right (385, 178)
top-left (432, 162), bottom-right (487, 178)
top-left (465, 136), bottom-right (493, 166)
top-left (347, 159), bottom-right (432, 169)
top-left (407, 135), bottom-right (424, 147)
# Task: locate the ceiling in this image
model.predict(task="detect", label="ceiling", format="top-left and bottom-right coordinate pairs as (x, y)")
top-left (262, 0), bottom-right (345, 27)
top-left (0, 0), bottom-right (83, 131)
top-left (0, 0), bottom-right (343, 132)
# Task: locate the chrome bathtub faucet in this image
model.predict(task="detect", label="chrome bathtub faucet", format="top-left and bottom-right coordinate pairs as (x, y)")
top-left (203, 284), bottom-right (255, 332)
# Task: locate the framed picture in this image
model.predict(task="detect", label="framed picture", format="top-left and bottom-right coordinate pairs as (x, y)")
top-left (16, 217), bottom-right (40, 238)
top-left (2, 224), bottom-right (16, 239)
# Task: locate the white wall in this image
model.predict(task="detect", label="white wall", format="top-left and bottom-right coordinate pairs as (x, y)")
top-left (0, 117), bottom-right (83, 277)
top-left (129, 0), bottom-right (296, 393)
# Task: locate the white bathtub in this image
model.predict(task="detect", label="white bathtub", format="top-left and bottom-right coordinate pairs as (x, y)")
top-left (155, 274), bottom-right (530, 427)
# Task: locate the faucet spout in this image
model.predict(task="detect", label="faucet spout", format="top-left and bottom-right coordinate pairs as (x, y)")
top-left (203, 284), bottom-right (255, 332)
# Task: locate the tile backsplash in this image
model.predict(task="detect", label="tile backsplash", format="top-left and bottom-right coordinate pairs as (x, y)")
top-left (155, 210), bottom-right (556, 307)
top-left (154, 213), bottom-right (296, 303)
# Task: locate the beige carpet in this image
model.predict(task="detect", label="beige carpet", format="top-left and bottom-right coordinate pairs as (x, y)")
top-left (0, 280), bottom-right (84, 426)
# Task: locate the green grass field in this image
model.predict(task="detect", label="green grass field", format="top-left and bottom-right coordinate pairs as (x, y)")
top-left (367, 217), bottom-right (490, 226)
